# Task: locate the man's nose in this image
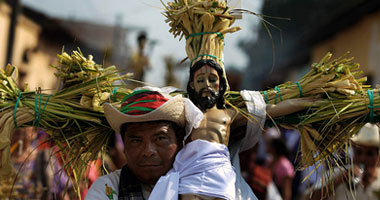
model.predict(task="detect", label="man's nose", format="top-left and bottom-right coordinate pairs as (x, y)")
top-left (142, 142), bottom-right (157, 157)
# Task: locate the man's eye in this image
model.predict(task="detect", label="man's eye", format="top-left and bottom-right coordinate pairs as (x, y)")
top-left (155, 135), bottom-right (170, 144)
top-left (196, 79), bottom-right (204, 83)
top-left (157, 136), bottom-right (168, 141)
top-left (129, 138), bottom-right (142, 143)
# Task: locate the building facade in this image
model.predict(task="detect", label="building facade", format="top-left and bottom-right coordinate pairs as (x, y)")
top-left (311, 10), bottom-right (380, 85)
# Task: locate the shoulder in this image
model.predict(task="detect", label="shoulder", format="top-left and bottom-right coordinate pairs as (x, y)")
top-left (85, 170), bottom-right (121, 200)
top-left (239, 90), bottom-right (266, 118)
top-left (96, 169), bottom-right (121, 184)
top-left (240, 90), bottom-right (265, 105)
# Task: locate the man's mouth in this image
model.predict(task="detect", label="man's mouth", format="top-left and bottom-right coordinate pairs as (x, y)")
top-left (138, 163), bottom-right (162, 167)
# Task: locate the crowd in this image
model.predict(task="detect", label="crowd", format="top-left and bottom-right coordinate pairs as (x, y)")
top-left (240, 123), bottom-right (380, 200)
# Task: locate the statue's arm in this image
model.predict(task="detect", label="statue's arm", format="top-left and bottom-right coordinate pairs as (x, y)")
top-left (266, 98), bottom-right (314, 118)
top-left (231, 96), bottom-right (313, 129)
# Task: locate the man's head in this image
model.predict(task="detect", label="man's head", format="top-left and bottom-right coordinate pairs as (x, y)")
top-left (104, 90), bottom-right (186, 184)
top-left (120, 121), bottom-right (183, 184)
top-left (351, 123), bottom-right (380, 168)
top-left (187, 59), bottom-right (227, 111)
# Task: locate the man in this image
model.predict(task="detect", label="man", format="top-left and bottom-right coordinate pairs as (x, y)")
top-left (85, 89), bottom-right (201, 200)
top-left (149, 59), bottom-right (311, 200)
top-left (308, 123), bottom-right (380, 200)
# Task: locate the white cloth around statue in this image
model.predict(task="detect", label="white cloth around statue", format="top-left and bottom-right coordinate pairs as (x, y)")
top-left (148, 139), bottom-right (236, 200)
top-left (149, 90), bottom-right (266, 200)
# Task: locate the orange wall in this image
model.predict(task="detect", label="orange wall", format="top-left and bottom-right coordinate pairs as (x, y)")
top-left (0, 3), bottom-right (11, 68)
top-left (12, 15), bottom-right (41, 66)
top-left (0, 4), bottom-right (58, 92)
top-left (312, 10), bottom-right (380, 84)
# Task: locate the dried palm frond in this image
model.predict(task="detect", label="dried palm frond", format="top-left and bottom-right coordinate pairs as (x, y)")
top-left (0, 49), bottom-right (133, 197)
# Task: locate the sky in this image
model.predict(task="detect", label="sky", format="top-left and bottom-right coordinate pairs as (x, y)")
top-left (21, 0), bottom-right (263, 87)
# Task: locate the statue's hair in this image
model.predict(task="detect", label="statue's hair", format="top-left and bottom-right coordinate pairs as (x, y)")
top-left (187, 59), bottom-right (226, 109)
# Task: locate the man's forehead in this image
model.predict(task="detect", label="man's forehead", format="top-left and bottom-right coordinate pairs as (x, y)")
top-left (124, 122), bottom-right (173, 136)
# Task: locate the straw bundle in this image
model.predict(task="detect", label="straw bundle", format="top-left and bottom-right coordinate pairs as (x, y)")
top-left (163, 0), bottom-right (242, 83)
top-left (228, 52), bottom-right (378, 166)
top-left (0, 50), bottom-right (132, 197)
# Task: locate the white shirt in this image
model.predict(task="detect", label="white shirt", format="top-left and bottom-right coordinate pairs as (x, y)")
top-left (85, 170), bottom-right (152, 200)
top-left (85, 170), bottom-right (120, 200)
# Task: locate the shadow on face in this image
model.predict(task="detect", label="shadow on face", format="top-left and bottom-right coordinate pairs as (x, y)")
top-left (121, 121), bottom-right (182, 184)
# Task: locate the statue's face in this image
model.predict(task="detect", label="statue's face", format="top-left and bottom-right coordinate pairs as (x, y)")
top-left (192, 65), bottom-right (220, 97)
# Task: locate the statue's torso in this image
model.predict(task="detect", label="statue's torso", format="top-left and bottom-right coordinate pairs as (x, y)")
top-left (190, 107), bottom-right (236, 146)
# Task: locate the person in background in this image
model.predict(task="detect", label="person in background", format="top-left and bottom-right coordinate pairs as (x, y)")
top-left (267, 137), bottom-right (295, 200)
top-left (105, 132), bottom-right (127, 171)
top-left (128, 32), bottom-right (151, 82)
top-left (10, 127), bottom-right (69, 200)
top-left (307, 123), bottom-right (380, 200)
top-left (240, 143), bottom-right (282, 200)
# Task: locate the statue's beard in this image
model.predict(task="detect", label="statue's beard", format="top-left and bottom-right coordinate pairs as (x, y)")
top-left (194, 88), bottom-right (219, 111)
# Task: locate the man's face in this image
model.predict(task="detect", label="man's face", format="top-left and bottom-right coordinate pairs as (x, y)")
top-left (353, 144), bottom-right (380, 169)
top-left (123, 122), bottom-right (179, 184)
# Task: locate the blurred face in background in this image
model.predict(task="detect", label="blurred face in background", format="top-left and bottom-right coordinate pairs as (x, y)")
top-left (353, 144), bottom-right (380, 169)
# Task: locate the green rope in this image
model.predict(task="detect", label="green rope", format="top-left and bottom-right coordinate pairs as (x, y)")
top-left (186, 32), bottom-right (224, 40)
top-left (40, 95), bottom-right (51, 117)
top-left (190, 54), bottom-right (224, 67)
top-left (13, 92), bottom-right (22, 128)
top-left (34, 94), bottom-right (52, 127)
top-left (38, 95), bottom-right (52, 127)
top-left (274, 86), bottom-right (283, 104)
top-left (296, 81), bottom-right (303, 97)
top-left (37, 94), bottom-right (43, 126)
top-left (367, 89), bottom-right (380, 123)
top-left (263, 91), bottom-right (268, 104)
top-left (34, 94), bottom-right (38, 123)
top-left (112, 87), bottom-right (118, 102)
